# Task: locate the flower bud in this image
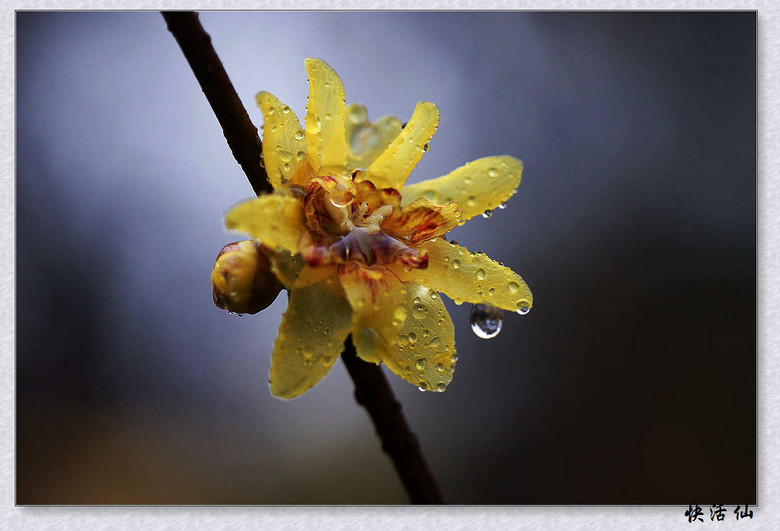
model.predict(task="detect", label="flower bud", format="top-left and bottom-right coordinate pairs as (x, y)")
top-left (211, 240), bottom-right (283, 314)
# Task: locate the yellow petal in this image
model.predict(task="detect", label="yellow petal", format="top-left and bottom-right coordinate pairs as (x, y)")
top-left (304, 58), bottom-right (347, 174)
top-left (381, 198), bottom-right (462, 244)
top-left (365, 102), bottom-right (439, 190)
top-left (383, 284), bottom-right (457, 392)
top-left (256, 91), bottom-right (309, 189)
top-left (338, 264), bottom-right (407, 365)
top-left (267, 250), bottom-right (304, 290)
top-left (394, 238), bottom-right (533, 313)
top-left (345, 103), bottom-right (402, 169)
top-left (269, 280), bottom-right (353, 399)
top-left (224, 194), bottom-right (306, 254)
top-left (401, 156), bottom-right (523, 221)
top-left (292, 264), bottom-right (338, 289)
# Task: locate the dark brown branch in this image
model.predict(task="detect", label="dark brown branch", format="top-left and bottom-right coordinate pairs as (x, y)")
top-left (163, 11), bottom-right (444, 505)
top-left (341, 337), bottom-right (444, 504)
top-left (162, 11), bottom-right (272, 196)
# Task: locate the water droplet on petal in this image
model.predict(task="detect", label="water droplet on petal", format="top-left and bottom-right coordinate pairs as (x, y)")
top-left (452, 259), bottom-right (461, 270)
top-left (487, 167), bottom-right (498, 178)
top-left (508, 281), bottom-right (520, 294)
top-left (418, 382), bottom-right (428, 392)
top-left (422, 143), bottom-right (429, 152)
top-left (294, 130), bottom-right (305, 141)
top-left (498, 201), bottom-right (508, 210)
top-left (436, 382), bottom-right (446, 392)
top-left (482, 209), bottom-right (493, 219)
top-left (516, 302), bottom-right (531, 315)
top-left (415, 358), bottom-right (426, 370)
top-left (470, 303), bottom-right (503, 339)
top-left (475, 268), bottom-right (486, 281)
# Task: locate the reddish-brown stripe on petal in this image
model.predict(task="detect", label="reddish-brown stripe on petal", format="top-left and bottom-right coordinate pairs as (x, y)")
top-left (353, 179), bottom-right (402, 213)
top-left (381, 198), bottom-right (462, 244)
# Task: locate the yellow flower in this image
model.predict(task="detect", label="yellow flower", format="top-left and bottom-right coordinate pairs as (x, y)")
top-left (216, 58), bottom-right (532, 399)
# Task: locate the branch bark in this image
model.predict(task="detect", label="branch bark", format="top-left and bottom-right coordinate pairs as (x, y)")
top-left (163, 11), bottom-right (444, 504)
top-left (341, 337), bottom-right (444, 504)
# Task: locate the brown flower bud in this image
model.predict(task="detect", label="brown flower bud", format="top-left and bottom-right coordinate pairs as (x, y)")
top-left (211, 240), bottom-right (283, 315)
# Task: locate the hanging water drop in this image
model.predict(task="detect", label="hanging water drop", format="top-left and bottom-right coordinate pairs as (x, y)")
top-left (498, 201), bottom-right (508, 210)
top-left (482, 209), bottom-right (493, 219)
top-left (470, 303), bottom-right (503, 339)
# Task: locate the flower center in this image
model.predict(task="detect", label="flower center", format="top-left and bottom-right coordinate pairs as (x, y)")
top-left (300, 173), bottom-right (428, 270)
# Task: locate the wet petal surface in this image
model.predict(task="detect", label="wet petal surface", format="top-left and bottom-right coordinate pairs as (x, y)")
top-left (267, 250), bottom-right (305, 289)
top-left (402, 156), bottom-right (523, 221)
top-left (304, 58), bottom-right (347, 174)
top-left (338, 264), bottom-right (407, 364)
top-left (383, 284), bottom-right (456, 392)
top-left (394, 238), bottom-right (533, 313)
top-left (269, 280), bottom-right (352, 399)
top-left (256, 91), bottom-right (310, 188)
top-left (345, 103), bottom-right (403, 169)
top-left (365, 102), bottom-right (439, 190)
top-left (224, 194), bottom-right (306, 254)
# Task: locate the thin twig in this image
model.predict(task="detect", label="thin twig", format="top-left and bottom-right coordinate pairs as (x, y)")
top-left (163, 11), bottom-right (444, 504)
top-left (162, 11), bottom-right (272, 196)
top-left (341, 337), bottom-right (444, 504)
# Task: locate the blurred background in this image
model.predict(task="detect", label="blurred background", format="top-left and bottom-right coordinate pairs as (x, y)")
top-left (16, 12), bottom-right (755, 504)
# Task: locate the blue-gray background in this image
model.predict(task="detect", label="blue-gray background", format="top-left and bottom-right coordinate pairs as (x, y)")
top-left (16, 12), bottom-right (755, 504)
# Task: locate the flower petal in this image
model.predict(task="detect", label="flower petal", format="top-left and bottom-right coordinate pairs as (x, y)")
top-left (401, 156), bottom-right (523, 221)
top-left (381, 198), bottom-right (462, 244)
top-left (383, 284), bottom-right (456, 393)
top-left (256, 91), bottom-right (311, 188)
top-left (267, 250), bottom-right (304, 289)
top-left (224, 194), bottom-right (306, 254)
top-left (345, 103), bottom-right (402, 169)
top-left (394, 238), bottom-right (533, 313)
top-left (304, 58), bottom-right (347, 174)
top-left (338, 264), bottom-right (407, 364)
top-left (292, 264), bottom-right (338, 289)
top-left (269, 280), bottom-right (353, 399)
top-left (365, 102), bottom-right (439, 190)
